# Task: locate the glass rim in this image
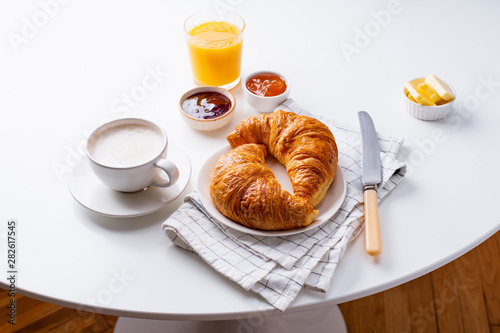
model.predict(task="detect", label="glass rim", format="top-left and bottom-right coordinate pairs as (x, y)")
top-left (184, 10), bottom-right (245, 41)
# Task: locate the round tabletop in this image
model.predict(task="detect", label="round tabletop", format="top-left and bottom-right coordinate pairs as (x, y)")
top-left (1, 0), bottom-right (499, 321)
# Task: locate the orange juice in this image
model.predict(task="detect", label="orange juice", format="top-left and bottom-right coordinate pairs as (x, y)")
top-left (186, 21), bottom-right (244, 88)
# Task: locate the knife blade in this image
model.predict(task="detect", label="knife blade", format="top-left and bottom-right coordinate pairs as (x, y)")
top-left (358, 111), bottom-right (382, 256)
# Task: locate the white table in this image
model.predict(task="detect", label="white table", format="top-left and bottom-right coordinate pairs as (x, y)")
top-left (1, 0), bottom-right (500, 332)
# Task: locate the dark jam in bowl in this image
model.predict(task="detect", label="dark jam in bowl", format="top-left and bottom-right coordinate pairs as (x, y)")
top-left (182, 91), bottom-right (231, 120)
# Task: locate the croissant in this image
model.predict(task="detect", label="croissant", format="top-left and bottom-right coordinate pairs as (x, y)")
top-left (226, 110), bottom-right (338, 207)
top-left (210, 144), bottom-right (318, 230)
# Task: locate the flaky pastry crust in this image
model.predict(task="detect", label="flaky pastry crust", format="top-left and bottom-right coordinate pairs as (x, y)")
top-left (226, 110), bottom-right (338, 207)
top-left (210, 144), bottom-right (318, 230)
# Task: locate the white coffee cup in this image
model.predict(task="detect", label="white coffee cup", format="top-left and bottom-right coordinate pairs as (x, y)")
top-left (86, 118), bottom-right (179, 192)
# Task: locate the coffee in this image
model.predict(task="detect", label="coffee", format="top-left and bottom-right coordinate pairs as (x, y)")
top-left (88, 123), bottom-right (164, 168)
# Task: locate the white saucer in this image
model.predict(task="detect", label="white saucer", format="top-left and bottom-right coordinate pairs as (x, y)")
top-left (68, 144), bottom-right (191, 218)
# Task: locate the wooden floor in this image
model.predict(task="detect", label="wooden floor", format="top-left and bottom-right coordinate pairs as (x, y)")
top-left (1, 230), bottom-right (499, 333)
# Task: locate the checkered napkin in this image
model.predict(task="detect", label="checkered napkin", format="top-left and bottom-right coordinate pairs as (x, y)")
top-left (162, 99), bottom-right (406, 311)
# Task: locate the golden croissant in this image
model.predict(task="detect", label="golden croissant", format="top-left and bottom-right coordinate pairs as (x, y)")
top-left (210, 144), bottom-right (318, 231)
top-left (226, 110), bottom-right (338, 207)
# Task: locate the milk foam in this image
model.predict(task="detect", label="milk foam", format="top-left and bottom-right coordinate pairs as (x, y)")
top-left (89, 124), bottom-right (164, 167)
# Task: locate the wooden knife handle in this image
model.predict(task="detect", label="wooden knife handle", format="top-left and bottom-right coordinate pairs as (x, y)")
top-left (364, 188), bottom-right (381, 256)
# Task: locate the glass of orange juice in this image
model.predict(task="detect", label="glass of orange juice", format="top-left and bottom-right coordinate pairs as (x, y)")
top-left (184, 10), bottom-right (245, 89)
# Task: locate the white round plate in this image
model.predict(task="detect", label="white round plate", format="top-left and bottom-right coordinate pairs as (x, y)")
top-left (68, 144), bottom-right (191, 218)
top-left (198, 145), bottom-right (347, 237)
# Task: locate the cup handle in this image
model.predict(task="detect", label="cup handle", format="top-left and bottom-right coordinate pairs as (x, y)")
top-left (151, 158), bottom-right (179, 188)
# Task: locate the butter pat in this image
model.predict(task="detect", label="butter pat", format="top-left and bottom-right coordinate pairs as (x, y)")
top-left (425, 74), bottom-right (455, 101)
top-left (404, 81), bottom-right (435, 106)
top-left (417, 82), bottom-right (443, 104)
top-left (406, 91), bottom-right (417, 103)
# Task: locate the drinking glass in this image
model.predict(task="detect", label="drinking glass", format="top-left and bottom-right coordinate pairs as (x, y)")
top-left (184, 10), bottom-right (245, 89)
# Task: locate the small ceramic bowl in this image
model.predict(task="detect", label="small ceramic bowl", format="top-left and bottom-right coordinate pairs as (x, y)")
top-left (243, 71), bottom-right (290, 113)
top-left (404, 78), bottom-right (456, 121)
top-left (179, 86), bottom-right (236, 131)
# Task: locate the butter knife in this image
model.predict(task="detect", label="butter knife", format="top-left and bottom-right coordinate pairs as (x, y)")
top-left (358, 111), bottom-right (382, 256)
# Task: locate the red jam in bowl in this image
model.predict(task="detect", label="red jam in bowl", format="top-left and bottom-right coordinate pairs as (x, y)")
top-left (246, 73), bottom-right (287, 97)
top-left (182, 91), bottom-right (231, 119)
